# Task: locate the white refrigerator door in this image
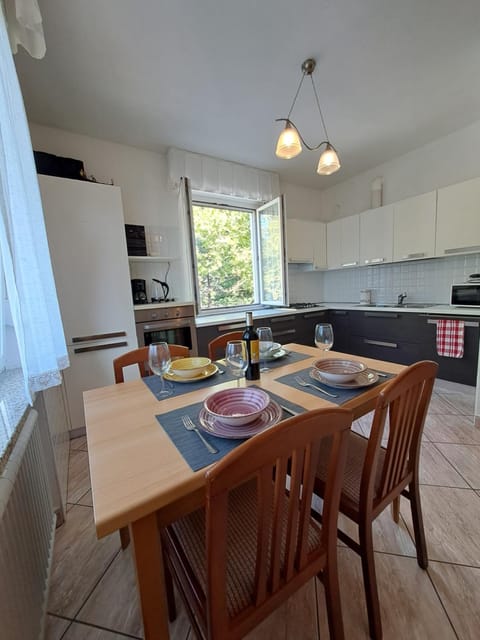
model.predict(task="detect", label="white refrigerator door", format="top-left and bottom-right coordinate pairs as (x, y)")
top-left (39, 176), bottom-right (138, 431)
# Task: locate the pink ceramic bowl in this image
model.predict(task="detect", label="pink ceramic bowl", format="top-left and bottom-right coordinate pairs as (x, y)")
top-left (204, 387), bottom-right (270, 426)
top-left (314, 358), bottom-right (367, 383)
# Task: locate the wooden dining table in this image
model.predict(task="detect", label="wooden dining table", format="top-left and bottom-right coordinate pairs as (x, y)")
top-left (83, 343), bottom-right (404, 639)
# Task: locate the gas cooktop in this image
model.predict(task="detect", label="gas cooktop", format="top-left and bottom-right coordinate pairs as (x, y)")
top-left (289, 303), bottom-right (322, 309)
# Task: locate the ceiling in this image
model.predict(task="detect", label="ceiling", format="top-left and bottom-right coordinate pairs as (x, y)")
top-left (14, 0), bottom-right (480, 190)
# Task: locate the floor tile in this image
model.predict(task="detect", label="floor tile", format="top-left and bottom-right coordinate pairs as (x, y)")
top-left (435, 443), bottom-right (480, 489)
top-left (403, 486), bottom-right (480, 566)
top-left (77, 547), bottom-right (143, 637)
top-left (428, 562), bottom-right (480, 640)
top-left (67, 449), bottom-right (91, 504)
top-left (317, 547), bottom-right (456, 639)
top-left (62, 621), bottom-right (137, 639)
top-left (77, 489), bottom-right (93, 507)
top-left (419, 442), bottom-right (469, 487)
top-left (424, 413), bottom-right (480, 445)
top-left (47, 504), bottom-right (120, 618)
top-left (70, 436), bottom-right (88, 451)
top-left (44, 614), bottom-right (71, 640)
top-left (428, 393), bottom-right (463, 415)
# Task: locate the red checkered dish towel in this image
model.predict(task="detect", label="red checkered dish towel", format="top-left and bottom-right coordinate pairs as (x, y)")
top-left (436, 319), bottom-right (465, 358)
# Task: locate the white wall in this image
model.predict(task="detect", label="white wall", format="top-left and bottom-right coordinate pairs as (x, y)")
top-left (281, 181), bottom-right (323, 220)
top-left (321, 119), bottom-right (480, 220)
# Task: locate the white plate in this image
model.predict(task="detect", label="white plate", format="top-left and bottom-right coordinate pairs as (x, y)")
top-left (264, 348), bottom-right (289, 361)
top-left (164, 363), bottom-right (219, 383)
top-left (309, 368), bottom-right (379, 389)
top-left (198, 400), bottom-right (282, 439)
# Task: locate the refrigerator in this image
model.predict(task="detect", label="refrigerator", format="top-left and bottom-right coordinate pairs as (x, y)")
top-left (39, 175), bottom-right (138, 433)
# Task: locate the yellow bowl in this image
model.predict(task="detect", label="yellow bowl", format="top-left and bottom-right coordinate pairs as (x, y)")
top-left (169, 357), bottom-right (212, 379)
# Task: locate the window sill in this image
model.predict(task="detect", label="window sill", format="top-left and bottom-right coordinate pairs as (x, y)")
top-left (0, 369), bottom-right (30, 473)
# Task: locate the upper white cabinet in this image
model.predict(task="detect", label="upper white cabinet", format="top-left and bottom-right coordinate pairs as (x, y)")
top-left (286, 219), bottom-right (327, 269)
top-left (435, 177), bottom-right (480, 256)
top-left (393, 191), bottom-right (437, 261)
top-left (327, 215), bottom-right (360, 269)
top-left (359, 204), bottom-right (394, 265)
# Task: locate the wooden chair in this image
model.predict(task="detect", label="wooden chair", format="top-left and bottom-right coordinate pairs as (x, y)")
top-left (161, 407), bottom-right (352, 640)
top-left (113, 344), bottom-right (189, 384)
top-left (207, 331), bottom-right (244, 360)
top-left (313, 360), bottom-right (438, 640)
top-left (112, 343), bottom-right (189, 549)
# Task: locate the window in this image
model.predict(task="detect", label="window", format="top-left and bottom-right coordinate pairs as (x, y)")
top-left (189, 195), bottom-right (287, 313)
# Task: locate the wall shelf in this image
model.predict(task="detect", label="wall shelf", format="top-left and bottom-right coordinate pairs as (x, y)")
top-left (128, 256), bottom-right (177, 263)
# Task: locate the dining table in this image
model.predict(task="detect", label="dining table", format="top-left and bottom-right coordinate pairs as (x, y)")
top-left (83, 343), bottom-right (404, 639)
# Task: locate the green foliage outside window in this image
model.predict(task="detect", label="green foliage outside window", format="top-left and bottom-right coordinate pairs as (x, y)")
top-left (192, 206), bottom-right (255, 309)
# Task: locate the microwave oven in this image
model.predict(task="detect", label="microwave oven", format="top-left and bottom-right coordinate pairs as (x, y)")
top-left (450, 283), bottom-right (480, 307)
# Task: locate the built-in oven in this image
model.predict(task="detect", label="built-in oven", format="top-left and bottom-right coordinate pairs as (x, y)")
top-left (135, 304), bottom-right (198, 355)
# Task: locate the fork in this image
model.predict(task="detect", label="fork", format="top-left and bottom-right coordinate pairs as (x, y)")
top-left (294, 376), bottom-right (338, 398)
top-left (181, 415), bottom-right (219, 454)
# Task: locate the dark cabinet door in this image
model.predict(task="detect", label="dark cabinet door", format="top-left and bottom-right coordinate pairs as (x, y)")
top-left (328, 310), bottom-right (350, 353)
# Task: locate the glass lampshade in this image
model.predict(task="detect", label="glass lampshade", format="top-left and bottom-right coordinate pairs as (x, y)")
top-left (317, 144), bottom-right (341, 175)
top-left (275, 123), bottom-right (302, 159)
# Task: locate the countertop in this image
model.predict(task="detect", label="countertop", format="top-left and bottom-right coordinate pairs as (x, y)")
top-left (195, 303), bottom-right (480, 328)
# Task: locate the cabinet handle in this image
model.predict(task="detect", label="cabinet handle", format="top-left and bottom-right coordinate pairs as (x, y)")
top-left (341, 261), bottom-right (358, 267)
top-left (273, 328), bottom-right (296, 338)
top-left (365, 312), bottom-right (400, 318)
top-left (270, 316), bottom-right (296, 323)
top-left (364, 339), bottom-right (398, 348)
top-left (364, 257), bottom-right (385, 264)
top-left (74, 341), bottom-right (128, 354)
top-left (330, 310), bottom-right (348, 316)
top-left (72, 331), bottom-right (126, 343)
top-left (401, 252), bottom-right (426, 260)
top-left (444, 245), bottom-right (480, 255)
top-left (303, 312), bottom-right (327, 319)
top-left (427, 319), bottom-right (479, 327)
top-left (218, 323), bottom-right (245, 331)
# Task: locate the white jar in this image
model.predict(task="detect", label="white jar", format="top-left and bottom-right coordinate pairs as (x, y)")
top-left (360, 289), bottom-right (372, 305)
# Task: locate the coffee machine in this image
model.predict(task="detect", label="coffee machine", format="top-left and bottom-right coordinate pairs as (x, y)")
top-left (131, 278), bottom-right (148, 305)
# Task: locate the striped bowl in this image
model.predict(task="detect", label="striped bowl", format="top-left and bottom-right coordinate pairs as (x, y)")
top-left (313, 358), bottom-right (367, 383)
top-left (204, 387), bottom-right (270, 426)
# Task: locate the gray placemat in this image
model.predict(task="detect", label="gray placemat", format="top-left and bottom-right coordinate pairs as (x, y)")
top-left (274, 367), bottom-right (395, 405)
top-left (260, 349), bottom-right (312, 370)
top-left (156, 389), bottom-right (307, 471)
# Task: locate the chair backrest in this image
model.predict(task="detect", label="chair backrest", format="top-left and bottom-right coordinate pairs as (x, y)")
top-left (204, 407), bottom-right (351, 637)
top-left (207, 331), bottom-right (244, 360)
top-left (113, 344), bottom-right (189, 383)
top-left (362, 360), bottom-right (438, 510)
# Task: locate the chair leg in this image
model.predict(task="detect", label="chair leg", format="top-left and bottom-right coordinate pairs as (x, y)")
top-left (320, 552), bottom-right (345, 640)
top-left (163, 558), bottom-right (177, 622)
top-left (359, 520), bottom-right (382, 640)
top-left (119, 526), bottom-right (130, 550)
top-left (409, 480), bottom-right (428, 569)
top-left (391, 497), bottom-right (400, 523)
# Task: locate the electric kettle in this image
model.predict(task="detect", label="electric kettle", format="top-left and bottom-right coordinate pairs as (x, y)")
top-left (152, 278), bottom-right (169, 302)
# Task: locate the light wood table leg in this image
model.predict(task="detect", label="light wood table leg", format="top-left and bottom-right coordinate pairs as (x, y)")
top-left (130, 513), bottom-right (170, 639)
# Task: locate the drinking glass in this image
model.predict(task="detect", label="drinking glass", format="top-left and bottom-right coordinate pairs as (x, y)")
top-left (257, 326), bottom-right (274, 372)
top-left (225, 340), bottom-right (247, 378)
top-left (314, 323), bottom-right (334, 352)
top-left (148, 342), bottom-right (173, 397)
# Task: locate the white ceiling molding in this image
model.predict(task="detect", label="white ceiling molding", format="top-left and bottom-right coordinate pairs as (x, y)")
top-left (167, 148), bottom-right (280, 202)
top-left (3, 0), bottom-right (45, 58)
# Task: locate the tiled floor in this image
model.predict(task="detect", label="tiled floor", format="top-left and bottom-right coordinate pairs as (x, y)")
top-left (45, 380), bottom-right (480, 639)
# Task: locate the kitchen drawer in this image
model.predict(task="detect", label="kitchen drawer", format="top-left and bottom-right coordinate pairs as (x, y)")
top-left (349, 335), bottom-right (428, 365)
top-left (350, 310), bottom-right (429, 343)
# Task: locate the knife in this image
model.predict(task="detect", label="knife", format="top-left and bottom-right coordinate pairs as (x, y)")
top-left (280, 405), bottom-right (300, 416)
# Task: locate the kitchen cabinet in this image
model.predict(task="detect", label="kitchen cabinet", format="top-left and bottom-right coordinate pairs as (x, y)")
top-left (393, 191), bottom-right (437, 261)
top-left (435, 176), bottom-right (480, 257)
top-left (40, 175), bottom-right (137, 432)
top-left (286, 219), bottom-right (327, 269)
top-left (328, 309), bottom-right (351, 354)
top-left (327, 214), bottom-right (360, 269)
top-left (359, 204), bottom-right (394, 265)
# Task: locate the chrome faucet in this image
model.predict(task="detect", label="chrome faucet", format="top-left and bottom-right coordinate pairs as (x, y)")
top-left (397, 291), bottom-right (407, 305)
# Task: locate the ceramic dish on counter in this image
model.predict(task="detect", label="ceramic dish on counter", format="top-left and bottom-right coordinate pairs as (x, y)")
top-left (198, 400), bottom-right (282, 439)
top-left (310, 367), bottom-right (379, 389)
top-left (164, 363), bottom-right (219, 383)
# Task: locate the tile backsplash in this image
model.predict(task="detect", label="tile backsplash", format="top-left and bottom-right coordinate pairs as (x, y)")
top-left (288, 253), bottom-right (480, 305)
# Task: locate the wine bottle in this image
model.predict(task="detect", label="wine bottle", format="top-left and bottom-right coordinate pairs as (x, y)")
top-left (243, 311), bottom-right (260, 380)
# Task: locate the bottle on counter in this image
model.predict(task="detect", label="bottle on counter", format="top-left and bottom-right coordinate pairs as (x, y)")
top-left (243, 311), bottom-right (260, 380)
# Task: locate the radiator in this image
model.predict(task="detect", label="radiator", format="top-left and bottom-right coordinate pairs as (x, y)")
top-left (0, 409), bottom-right (57, 640)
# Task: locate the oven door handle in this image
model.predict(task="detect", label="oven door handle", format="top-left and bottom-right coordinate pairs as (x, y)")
top-left (142, 319), bottom-right (191, 331)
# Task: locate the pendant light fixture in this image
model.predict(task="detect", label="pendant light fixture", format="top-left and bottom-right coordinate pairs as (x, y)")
top-left (275, 58), bottom-right (341, 176)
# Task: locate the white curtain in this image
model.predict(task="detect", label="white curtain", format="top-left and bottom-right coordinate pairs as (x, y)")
top-left (168, 148), bottom-right (280, 202)
top-left (0, 5), bottom-right (68, 403)
top-left (3, 0), bottom-right (45, 58)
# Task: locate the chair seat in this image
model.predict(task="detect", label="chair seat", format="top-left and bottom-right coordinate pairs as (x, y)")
top-left (165, 479), bottom-right (324, 620)
top-left (316, 432), bottom-right (385, 518)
